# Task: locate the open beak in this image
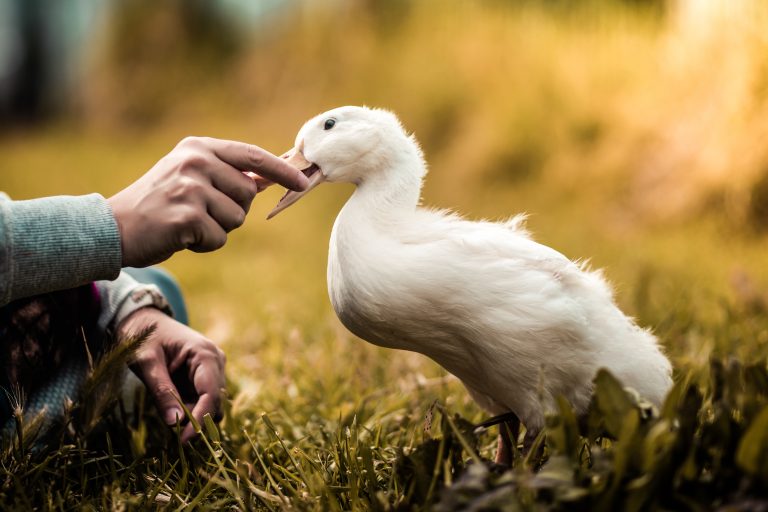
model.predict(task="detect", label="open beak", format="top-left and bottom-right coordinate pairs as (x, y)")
top-left (267, 146), bottom-right (326, 219)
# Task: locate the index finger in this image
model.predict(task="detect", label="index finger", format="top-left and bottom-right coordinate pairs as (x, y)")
top-left (181, 361), bottom-right (224, 443)
top-left (208, 139), bottom-right (309, 191)
top-left (195, 357), bottom-right (224, 411)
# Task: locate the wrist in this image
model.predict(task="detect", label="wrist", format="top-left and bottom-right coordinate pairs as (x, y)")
top-left (106, 194), bottom-right (129, 267)
top-left (117, 305), bottom-right (169, 338)
top-left (113, 283), bottom-right (172, 334)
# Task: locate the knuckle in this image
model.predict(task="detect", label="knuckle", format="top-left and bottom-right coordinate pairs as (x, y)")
top-left (235, 184), bottom-right (257, 214)
top-left (200, 352), bottom-right (219, 368)
top-left (154, 383), bottom-right (177, 400)
top-left (196, 232), bottom-right (226, 252)
top-left (130, 354), bottom-right (151, 368)
top-left (231, 209), bottom-right (246, 229)
top-left (132, 346), bottom-right (161, 365)
top-left (177, 205), bottom-right (203, 229)
top-left (199, 338), bottom-right (217, 350)
top-left (198, 340), bottom-right (221, 357)
top-left (246, 144), bottom-right (264, 168)
top-left (192, 350), bottom-right (217, 367)
top-left (213, 232), bottom-right (227, 250)
top-left (175, 176), bottom-right (204, 197)
top-left (197, 351), bottom-right (217, 363)
top-left (178, 136), bottom-right (202, 149)
top-left (244, 178), bottom-right (259, 199)
top-left (178, 153), bottom-right (210, 174)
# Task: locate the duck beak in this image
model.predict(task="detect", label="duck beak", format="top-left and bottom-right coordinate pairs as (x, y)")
top-left (267, 146), bottom-right (326, 219)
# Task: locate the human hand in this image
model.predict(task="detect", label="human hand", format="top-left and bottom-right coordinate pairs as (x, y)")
top-left (117, 307), bottom-right (226, 443)
top-left (107, 137), bottom-right (310, 268)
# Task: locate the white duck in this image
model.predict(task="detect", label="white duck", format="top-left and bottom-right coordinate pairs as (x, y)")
top-left (267, 106), bottom-right (673, 460)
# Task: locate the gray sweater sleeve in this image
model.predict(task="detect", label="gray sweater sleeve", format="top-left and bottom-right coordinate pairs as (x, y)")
top-left (0, 192), bottom-right (122, 307)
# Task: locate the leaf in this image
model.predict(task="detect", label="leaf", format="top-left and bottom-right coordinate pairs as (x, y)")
top-left (203, 413), bottom-right (220, 444)
top-left (261, 413), bottom-right (277, 432)
top-left (736, 404), bottom-right (768, 482)
top-left (592, 369), bottom-right (639, 439)
top-left (547, 396), bottom-right (581, 459)
top-left (531, 454), bottom-right (574, 488)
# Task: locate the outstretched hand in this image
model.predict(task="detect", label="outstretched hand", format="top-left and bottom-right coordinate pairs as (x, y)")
top-left (108, 137), bottom-right (310, 268)
top-left (117, 307), bottom-right (226, 443)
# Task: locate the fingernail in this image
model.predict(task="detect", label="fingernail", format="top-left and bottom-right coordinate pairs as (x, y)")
top-left (165, 408), bottom-right (183, 425)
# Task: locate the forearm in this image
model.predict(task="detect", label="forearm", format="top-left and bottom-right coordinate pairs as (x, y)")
top-left (0, 193), bottom-right (122, 307)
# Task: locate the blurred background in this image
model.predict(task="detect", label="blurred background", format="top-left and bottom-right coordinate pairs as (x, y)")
top-left (2, 0), bottom-right (768, 398)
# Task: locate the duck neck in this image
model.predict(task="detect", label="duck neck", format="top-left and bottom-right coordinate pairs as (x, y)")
top-left (349, 155), bottom-right (425, 219)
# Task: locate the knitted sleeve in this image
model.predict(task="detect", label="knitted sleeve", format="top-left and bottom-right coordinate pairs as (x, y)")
top-left (0, 193), bottom-right (122, 307)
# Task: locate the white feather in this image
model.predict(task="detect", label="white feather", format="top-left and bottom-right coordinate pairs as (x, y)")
top-left (291, 106), bottom-right (672, 432)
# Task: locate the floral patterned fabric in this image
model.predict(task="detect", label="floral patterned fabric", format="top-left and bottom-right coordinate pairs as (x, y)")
top-left (0, 284), bottom-right (103, 407)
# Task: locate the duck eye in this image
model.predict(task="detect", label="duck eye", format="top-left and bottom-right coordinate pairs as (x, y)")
top-left (324, 118), bottom-right (336, 130)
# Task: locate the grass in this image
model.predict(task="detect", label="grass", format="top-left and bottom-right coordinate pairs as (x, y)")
top-left (3, 0), bottom-right (768, 509)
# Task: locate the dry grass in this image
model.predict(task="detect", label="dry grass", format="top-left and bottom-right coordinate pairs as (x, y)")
top-left (3, 0), bottom-right (768, 508)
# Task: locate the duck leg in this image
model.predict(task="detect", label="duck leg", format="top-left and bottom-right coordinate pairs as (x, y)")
top-left (475, 411), bottom-right (523, 465)
top-left (496, 420), bottom-right (544, 465)
top-left (495, 416), bottom-right (520, 465)
top-left (475, 412), bottom-right (520, 465)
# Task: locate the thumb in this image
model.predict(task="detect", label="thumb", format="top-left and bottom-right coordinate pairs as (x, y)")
top-left (245, 172), bottom-right (273, 193)
top-left (139, 358), bottom-right (185, 425)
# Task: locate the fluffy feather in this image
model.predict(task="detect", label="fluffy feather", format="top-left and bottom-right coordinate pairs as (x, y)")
top-left (285, 105), bottom-right (673, 433)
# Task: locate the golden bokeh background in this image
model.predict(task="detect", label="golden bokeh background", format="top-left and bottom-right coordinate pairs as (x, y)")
top-left (3, 0), bottom-right (768, 405)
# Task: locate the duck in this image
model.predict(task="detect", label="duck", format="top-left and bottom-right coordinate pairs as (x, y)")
top-left (266, 106), bottom-right (673, 462)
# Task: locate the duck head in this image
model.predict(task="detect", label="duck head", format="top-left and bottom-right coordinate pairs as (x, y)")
top-left (268, 106), bottom-right (424, 219)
